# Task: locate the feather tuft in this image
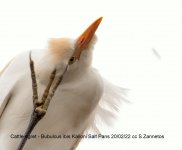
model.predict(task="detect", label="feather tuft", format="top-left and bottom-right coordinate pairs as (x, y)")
top-left (89, 79), bottom-right (128, 134)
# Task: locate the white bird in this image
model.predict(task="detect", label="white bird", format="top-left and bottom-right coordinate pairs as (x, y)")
top-left (0, 17), bottom-right (126, 150)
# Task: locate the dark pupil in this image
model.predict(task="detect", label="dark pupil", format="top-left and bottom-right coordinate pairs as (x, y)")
top-left (70, 57), bottom-right (74, 62)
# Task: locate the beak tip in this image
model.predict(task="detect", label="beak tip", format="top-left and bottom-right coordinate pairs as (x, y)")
top-left (98, 16), bottom-right (103, 20)
top-left (96, 17), bottom-right (103, 24)
top-left (74, 17), bottom-right (103, 59)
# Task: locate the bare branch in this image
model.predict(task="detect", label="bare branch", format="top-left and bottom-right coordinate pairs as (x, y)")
top-left (29, 52), bottom-right (38, 107)
top-left (42, 65), bottom-right (68, 111)
top-left (39, 69), bottom-right (56, 105)
top-left (18, 52), bottom-right (69, 150)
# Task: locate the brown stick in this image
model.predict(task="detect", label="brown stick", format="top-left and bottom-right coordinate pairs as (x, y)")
top-left (39, 69), bottom-right (56, 105)
top-left (43, 65), bottom-right (68, 111)
top-left (29, 52), bottom-right (38, 107)
top-left (17, 52), bottom-right (69, 150)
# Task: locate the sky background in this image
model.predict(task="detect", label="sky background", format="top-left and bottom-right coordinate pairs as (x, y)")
top-left (0, 0), bottom-right (182, 149)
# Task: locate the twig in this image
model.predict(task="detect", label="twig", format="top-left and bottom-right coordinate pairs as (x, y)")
top-left (17, 52), bottom-right (69, 150)
top-left (43, 65), bottom-right (68, 111)
top-left (39, 69), bottom-right (56, 105)
top-left (29, 52), bottom-right (38, 107)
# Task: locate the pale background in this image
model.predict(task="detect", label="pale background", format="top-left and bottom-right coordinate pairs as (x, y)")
top-left (0, 0), bottom-right (182, 149)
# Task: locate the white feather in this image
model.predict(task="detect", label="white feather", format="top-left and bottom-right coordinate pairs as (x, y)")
top-left (88, 78), bottom-right (128, 133)
top-left (0, 35), bottom-right (126, 150)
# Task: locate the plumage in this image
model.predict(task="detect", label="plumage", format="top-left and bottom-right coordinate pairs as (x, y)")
top-left (0, 17), bottom-right (126, 150)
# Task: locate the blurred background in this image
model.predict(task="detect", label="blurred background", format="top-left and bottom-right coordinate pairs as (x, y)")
top-left (0, 0), bottom-right (182, 149)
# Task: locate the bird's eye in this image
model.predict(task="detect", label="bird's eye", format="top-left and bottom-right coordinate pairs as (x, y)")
top-left (69, 57), bottom-right (76, 64)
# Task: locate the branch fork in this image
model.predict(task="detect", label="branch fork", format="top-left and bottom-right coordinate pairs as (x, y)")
top-left (17, 52), bottom-right (69, 150)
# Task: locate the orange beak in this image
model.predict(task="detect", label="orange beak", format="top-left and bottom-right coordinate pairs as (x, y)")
top-left (72, 17), bottom-right (103, 61)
